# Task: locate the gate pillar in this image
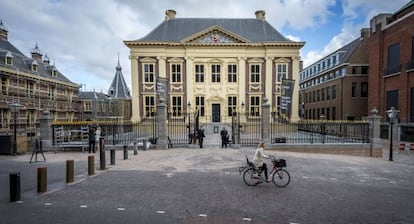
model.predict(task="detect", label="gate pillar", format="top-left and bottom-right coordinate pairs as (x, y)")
top-left (156, 98), bottom-right (168, 149)
top-left (261, 97), bottom-right (271, 146)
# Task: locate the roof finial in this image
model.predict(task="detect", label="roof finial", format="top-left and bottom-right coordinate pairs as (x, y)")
top-left (116, 52), bottom-right (122, 70)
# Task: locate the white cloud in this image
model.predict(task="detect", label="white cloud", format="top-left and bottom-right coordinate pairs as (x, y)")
top-left (302, 0), bottom-right (409, 67)
top-left (302, 24), bottom-right (359, 67)
top-left (286, 35), bottom-right (302, 42)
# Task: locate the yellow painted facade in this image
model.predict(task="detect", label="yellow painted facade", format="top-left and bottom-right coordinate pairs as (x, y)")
top-left (125, 10), bottom-right (304, 123)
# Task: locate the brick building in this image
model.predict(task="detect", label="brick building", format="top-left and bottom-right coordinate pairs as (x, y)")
top-left (299, 29), bottom-right (370, 120)
top-left (368, 1), bottom-right (414, 141)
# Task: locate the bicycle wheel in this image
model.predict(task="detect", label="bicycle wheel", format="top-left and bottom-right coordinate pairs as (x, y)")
top-left (243, 168), bottom-right (260, 186)
top-left (272, 169), bottom-right (290, 188)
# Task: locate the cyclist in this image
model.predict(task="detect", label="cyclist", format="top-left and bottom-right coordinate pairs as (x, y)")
top-left (253, 142), bottom-right (270, 182)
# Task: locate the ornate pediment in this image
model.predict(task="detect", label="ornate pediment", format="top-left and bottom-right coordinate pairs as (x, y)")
top-left (182, 26), bottom-right (249, 44)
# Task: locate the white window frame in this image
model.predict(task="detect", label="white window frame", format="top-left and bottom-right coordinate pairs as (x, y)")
top-left (170, 63), bottom-right (182, 83)
top-left (249, 95), bottom-right (261, 117)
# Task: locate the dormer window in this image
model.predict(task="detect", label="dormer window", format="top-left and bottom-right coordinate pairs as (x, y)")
top-left (31, 61), bottom-right (38, 72)
top-left (51, 69), bottom-right (57, 77)
top-left (5, 51), bottom-right (13, 65)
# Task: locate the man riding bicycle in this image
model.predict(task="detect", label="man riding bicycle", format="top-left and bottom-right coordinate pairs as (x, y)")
top-left (253, 142), bottom-right (270, 182)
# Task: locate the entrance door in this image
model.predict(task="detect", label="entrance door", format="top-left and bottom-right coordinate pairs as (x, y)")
top-left (212, 104), bottom-right (220, 122)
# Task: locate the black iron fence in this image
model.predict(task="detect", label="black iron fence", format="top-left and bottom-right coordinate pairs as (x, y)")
top-left (236, 112), bottom-right (261, 147)
top-left (271, 119), bottom-right (370, 144)
top-left (167, 111), bottom-right (194, 148)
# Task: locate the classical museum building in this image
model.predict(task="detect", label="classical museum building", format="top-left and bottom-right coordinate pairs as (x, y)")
top-left (124, 10), bottom-right (304, 124)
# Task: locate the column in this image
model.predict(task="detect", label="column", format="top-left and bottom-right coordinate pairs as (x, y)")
top-left (366, 108), bottom-right (382, 157)
top-left (185, 57), bottom-right (194, 104)
top-left (261, 97), bottom-right (271, 146)
top-left (130, 55), bottom-right (140, 121)
top-left (39, 110), bottom-right (53, 150)
top-left (265, 57), bottom-right (273, 104)
top-left (156, 98), bottom-right (168, 149)
top-left (290, 56), bottom-right (301, 122)
top-left (238, 57), bottom-right (246, 123)
top-left (158, 56), bottom-right (166, 78)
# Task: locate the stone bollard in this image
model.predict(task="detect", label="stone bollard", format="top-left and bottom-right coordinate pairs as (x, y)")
top-left (37, 167), bottom-right (47, 193)
top-left (110, 149), bottom-right (116, 165)
top-left (66, 160), bottom-right (74, 183)
top-left (133, 142), bottom-right (138, 155)
top-left (99, 137), bottom-right (106, 170)
top-left (123, 145), bottom-right (128, 160)
top-left (9, 172), bottom-right (21, 202)
top-left (88, 155), bottom-right (95, 176)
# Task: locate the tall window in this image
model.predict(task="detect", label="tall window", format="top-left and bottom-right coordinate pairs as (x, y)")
top-left (5, 55), bottom-right (12, 65)
top-left (277, 64), bottom-right (287, 82)
top-left (351, 82), bottom-right (357, 97)
top-left (195, 96), bottom-right (205, 116)
top-left (327, 86), bottom-right (331, 100)
top-left (144, 64), bottom-right (154, 83)
top-left (48, 86), bottom-right (55, 100)
top-left (321, 88), bottom-right (325, 101)
top-left (84, 102), bottom-right (92, 111)
top-left (332, 85), bottom-right (336, 99)
top-left (211, 64), bottom-right (221, 83)
top-left (27, 110), bottom-right (36, 128)
top-left (228, 64), bottom-right (237, 83)
top-left (195, 64), bottom-right (204, 83)
top-left (26, 81), bottom-right (34, 98)
top-left (387, 43), bottom-right (400, 74)
top-left (250, 64), bottom-right (260, 83)
top-left (171, 64), bottom-right (181, 83)
top-left (32, 62), bottom-right (38, 72)
top-left (386, 90), bottom-right (399, 110)
top-left (250, 96), bottom-right (260, 116)
top-left (332, 107), bottom-right (336, 120)
top-left (0, 109), bottom-right (9, 129)
top-left (144, 96), bottom-right (155, 117)
top-left (361, 82), bottom-right (368, 97)
top-left (228, 96), bottom-right (237, 116)
top-left (1, 77), bottom-right (8, 95)
top-left (171, 96), bottom-right (182, 117)
top-left (316, 90), bottom-right (320, 102)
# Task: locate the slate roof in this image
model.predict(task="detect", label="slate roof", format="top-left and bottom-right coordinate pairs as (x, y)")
top-left (0, 26), bottom-right (78, 86)
top-left (79, 91), bottom-right (109, 101)
top-left (107, 59), bottom-right (131, 99)
top-left (138, 18), bottom-right (292, 43)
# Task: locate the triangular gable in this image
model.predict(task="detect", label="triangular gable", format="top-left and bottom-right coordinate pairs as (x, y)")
top-left (182, 25), bottom-right (249, 44)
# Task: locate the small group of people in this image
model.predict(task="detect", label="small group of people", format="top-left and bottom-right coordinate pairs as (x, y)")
top-left (188, 126), bottom-right (206, 148)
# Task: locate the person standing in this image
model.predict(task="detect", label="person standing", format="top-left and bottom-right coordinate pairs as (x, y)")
top-left (220, 127), bottom-right (228, 148)
top-left (88, 124), bottom-right (96, 153)
top-left (197, 126), bottom-right (205, 148)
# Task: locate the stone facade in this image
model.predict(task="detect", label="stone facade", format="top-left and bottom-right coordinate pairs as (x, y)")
top-left (124, 10), bottom-right (304, 124)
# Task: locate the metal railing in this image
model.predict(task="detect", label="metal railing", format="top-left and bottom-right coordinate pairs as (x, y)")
top-left (271, 119), bottom-right (370, 144)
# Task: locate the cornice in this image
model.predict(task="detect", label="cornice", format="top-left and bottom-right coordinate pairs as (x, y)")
top-left (124, 40), bottom-right (305, 48)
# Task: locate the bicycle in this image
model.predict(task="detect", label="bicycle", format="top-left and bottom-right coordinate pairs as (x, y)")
top-left (239, 155), bottom-right (290, 187)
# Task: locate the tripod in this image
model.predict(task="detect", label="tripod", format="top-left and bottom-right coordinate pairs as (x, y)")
top-left (30, 138), bottom-right (46, 163)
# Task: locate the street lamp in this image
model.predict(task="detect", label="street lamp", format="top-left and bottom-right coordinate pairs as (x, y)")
top-left (386, 107), bottom-right (399, 161)
top-left (9, 102), bottom-right (22, 155)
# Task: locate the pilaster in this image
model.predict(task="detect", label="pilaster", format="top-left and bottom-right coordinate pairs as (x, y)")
top-left (290, 56), bottom-right (300, 122)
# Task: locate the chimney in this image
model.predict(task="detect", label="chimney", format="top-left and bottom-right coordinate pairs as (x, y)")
top-left (360, 28), bottom-right (370, 39)
top-left (31, 44), bottom-right (43, 62)
top-left (165, 9), bottom-right (176, 21)
top-left (0, 20), bottom-right (8, 40)
top-left (255, 10), bottom-right (266, 21)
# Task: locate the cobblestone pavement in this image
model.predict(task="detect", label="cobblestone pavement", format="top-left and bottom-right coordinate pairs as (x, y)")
top-left (1, 147), bottom-right (414, 224)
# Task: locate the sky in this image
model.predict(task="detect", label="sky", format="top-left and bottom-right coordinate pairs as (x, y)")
top-left (0, 0), bottom-right (410, 93)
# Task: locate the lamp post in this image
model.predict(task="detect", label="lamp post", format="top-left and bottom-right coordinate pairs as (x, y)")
top-left (9, 102), bottom-right (22, 155)
top-left (386, 107), bottom-right (399, 161)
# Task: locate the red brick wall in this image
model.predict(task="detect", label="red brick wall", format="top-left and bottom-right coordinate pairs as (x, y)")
top-left (368, 11), bottom-right (414, 122)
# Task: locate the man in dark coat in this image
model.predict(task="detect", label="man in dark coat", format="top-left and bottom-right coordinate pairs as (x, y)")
top-left (220, 127), bottom-right (228, 148)
top-left (197, 126), bottom-right (205, 148)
